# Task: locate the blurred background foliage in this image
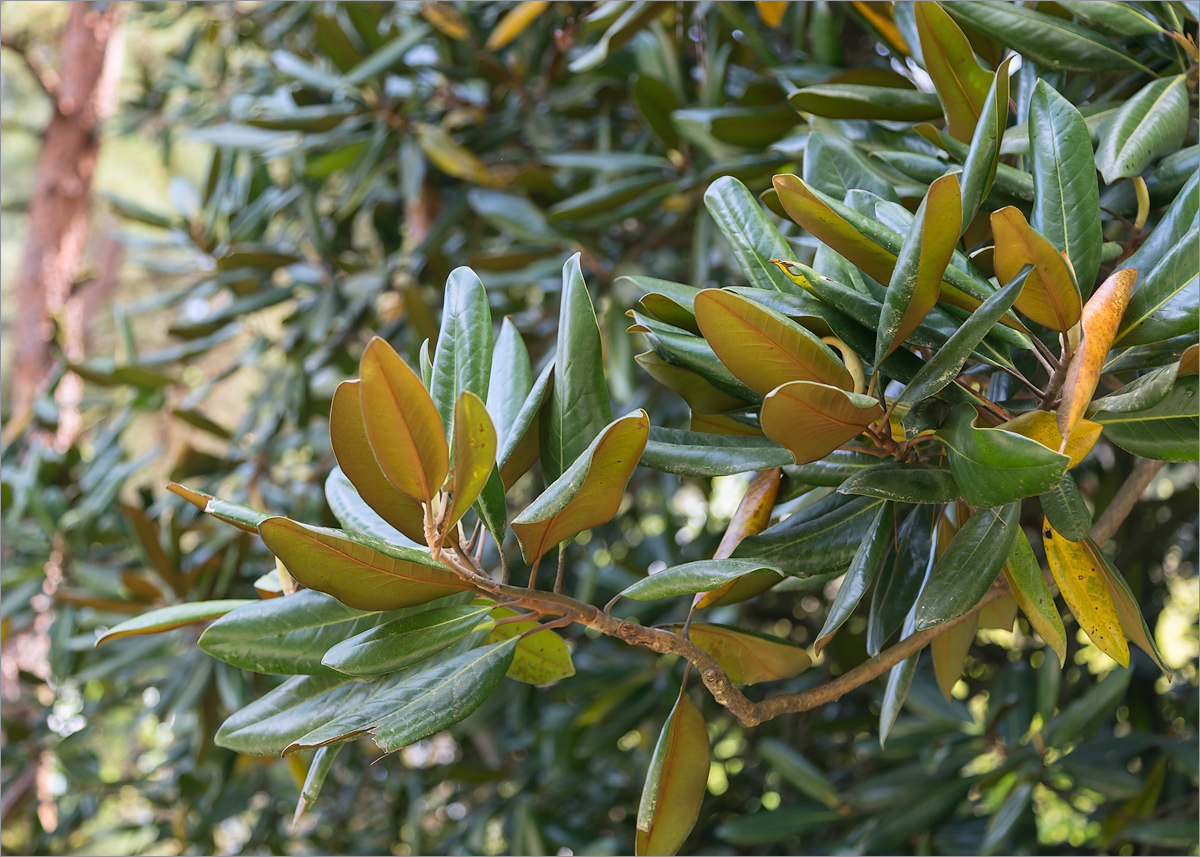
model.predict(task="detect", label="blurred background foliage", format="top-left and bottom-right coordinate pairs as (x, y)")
top-left (0, 1), bottom-right (1196, 855)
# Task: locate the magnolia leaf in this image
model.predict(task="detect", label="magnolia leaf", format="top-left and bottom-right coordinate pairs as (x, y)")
top-left (991, 207), bottom-right (1081, 332)
top-left (837, 462), bottom-right (962, 504)
top-left (675, 624), bottom-right (811, 684)
top-left (167, 483), bottom-right (268, 533)
top-left (1085, 539), bottom-right (1171, 676)
top-left (635, 351), bottom-right (750, 415)
top-left (486, 0), bottom-right (550, 50)
top-left (640, 428), bottom-right (792, 477)
top-left (430, 267), bottom-right (493, 440)
top-left (95, 600), bottom-right (254, 646)
top-left (360, 336), bottom-right (448, 504)
top-left (1044, 521), bottom-right (1129, 666)
top-left (959, 55), bottom-right (1013, 230)
top-left (621, 558), bottom-right (783, 601)
top-left (789, 83), bottom-right (942, 121)
top-left (814, 501), bottom-right (891, 652)
top-left (443, 391), bottom-right (497, 531)
top-left (1095, 75), bottom-right (1190, 184)
top-left (487, 317), bottom-right (533, 449)
top-left (696, 468), bottom-right (782, 608)
top-left (704, 177), bottom-right (799, 293)
top-left (998, 410), bottom-right (1101, 469)
top-left (636, 690), bottom-right (710, 856)
top-left (321, 605), bottom-right (495, 676)
top-left (932, 612), bottom-right (978, 701)
top-left (760, 380), bottom-right (883, 466)
top-left (486, 605), bottom-right (575, 685)
top-left (513, 410), bottom-right (649, 567)
top-left (1004, 527), bottom-right (1066, 664)
top-left (915, 1), bottom-right (992, 143)
top-left (1040, 473), bottom-right (1092, 542)
top-left (1093, 375), bottom-right (1200, 462)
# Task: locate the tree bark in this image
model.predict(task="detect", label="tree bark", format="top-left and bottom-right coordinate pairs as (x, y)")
top-left (7, 2), bottom-right (124, 437)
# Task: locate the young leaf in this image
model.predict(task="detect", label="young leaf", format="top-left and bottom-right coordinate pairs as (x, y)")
top-left (95, 600), bottom-right (255, 646)
top-left (513, 410), bottom-right (649, 568)
top-left (704, 177), bottom-right (800, 293)
top-left (636, 690), bottom-right (710, 857)
top-left (991, 207), bottom-right (1081, 332)
top-left (500, 361), bottom-right (553, 489)
top-left (1043, 521), bottom-right (1129, 666)
top-left (1095, 76), bottom-right (1190, 184)
top-left (541, 254), bottom-right (612, 482)
top-left (679, 624), bottom-right (811, 684)
top-left (932, 612), bottom-right (978, 701)
top-left (915, 1), bottom-right (992, 143)
top-left (486, 606), bottom-right (575, 685)
top-left (1003, 528), bottom-right (1067, 666)
top-left (1084, 539), bottom-right (1171, 676)
top-left (258, 518), bottom-right (473, 611)
top-left (294, 744), bottom-right (342, 823)
top-left (1058, 268), bottom-right (1137, 442)
top-left (620, 558), bottom-right (783, 602)
top-left (877, 172), bottom-right (962, 364)
top-left (959, 55), bottom-right (1013, 230)
top-left (814, 501), bottom-right (891, 652)
top-left (330, 381), bottom-right (426, 543)
top-left (360, 336), bottom-right (448, 504)
top-left (430, 267), bottom-right (494, 439)
top-left (998, 410), bottom-right (1101, 469)
top-left (321, 605), bottom-right (495, 677)
top-left (696, 468), bottom-right (782, 608)
top-left (760, 380), bottom-right (883, 466)
top-left (694, 289), bottom-right (853, 395)
top-left (1029, 80), bottom-right (1103, 294)
top-left (443, 391), bottom-right (498, 531)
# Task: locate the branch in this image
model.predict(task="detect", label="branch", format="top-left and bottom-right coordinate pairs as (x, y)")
top-left (1091, 457), bottom-right (1165, 545)
top-left (0, 31), bottom-right (61, 107)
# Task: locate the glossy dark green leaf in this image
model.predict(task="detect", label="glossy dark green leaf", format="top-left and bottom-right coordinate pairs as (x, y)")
top-left (1095, 76), bottom-right (1190, 184)
top-left (815, 501), bottom-right (891, 652)
top-left (632, 74), bottom-right (681, 149)
top-left (914, 502), bottom-right (1022, 630)
top-left (1047, 666), bottom-right (1131, 746)
top-left (1056, 1), bottom-right (1163, 36)
top-left (959, 56), bottom-right (1013, 228)
top-left (541, 254), bottom-right (612, 482)
top-left (785, 448), bottom-right (880, 487)
top-left (569, 1), bottom-right (666, 72)
top-left (167, 483), bottom-right (270, 533)
top-left (321, 605), bottom-right (494, 676)
top-left (789, 84), bottom-right (943, 121)
top-left (1089, 359), bottom-right (1186, 415)
top-left (1039, 474), bottom-right (1091, 542)
top-left (344, 24), bottom-right (431, 84)
top-left (1093, 375), bottom-right (1199, 462)
top-left (935, 404), bottom-right (1069, 507)
top-left (704, 177), bottom-right (799, 293)
top-left (868, 509), bottom-right (933, 656)
top-left (620, 558), bottom-right (783, 601)
top-left (633, 312), bottom-right (762, 403)
top-left (499, 360), bottom-right (553, 487)
top-left (548, 175), bottom-right (665, 223)
top-left (838, 462), bottom-right (962, 504)
top-left (678, 104), bottom-right (802, 148)
top-left (430, 267), bottom-right (493, 440)
top-left (897, 266), bottom-right (1027, 405)
top-left (467, 189), bottom-right (563, 248)
top-left (95, 600), bottom-right (255, 646)
top-left (1115, 224), bottom-right (1199, 346)
top-left (803, 132), bottom-right (908, 203)
top-left (715, 805), bottom-right (843, 846)
top-left (879, 648), bottom-right (920, 748)
top-left (639, 427), bottom-right (793, 476)
top-left (1029, 80), bottom-right (1103, 293)
top-left (981, 778), bottom-right (1034, 855)
top-left (199, 590), bottom-right (389, 676)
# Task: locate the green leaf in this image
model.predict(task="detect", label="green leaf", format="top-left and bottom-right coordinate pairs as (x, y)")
top-left (1095, 76), bottom-right (1190, 184)
top-left (467, 189), bottom-right (563, 248)
top-left (935, 404), bottom-right (1069, 507)
top-left (1093, 375), bottom-right (1199, 462)
top-left (639, 427), bottom-right (793, 477)
top-left (868, 509), bottom-right (933, 656)
top-left (95, 600), bottom-right (254, 646)
top-left (215, 673), bottom-right (379, 756)
top-left (879, 649), bottom-right (919, 747)
top-left (632, 74), bottom-right (682, 149)
top-left (837, 462), bottom-right (962, 504)
top-left (321, 605), bottom-right (494, 676)
top-left (294, 743), bottom-right (342, 823)
top-left (959, 56), bottom-right (1013, 229)
top-left (344, 23), bottom-right (432, 85)
top-left (499, 360), bottom-right (553, 488)
top-left (514, 411), bottom-right (649, 567)
top-left (541, 254), bottom-right (612, 482)
top-left (757, 738), bottom-right (839, 808)
top-left (569, 1), bottom-right (667, 72)
top-left (636, 690), bottom-right (710, 857)
top-left (1003, 528), bottom-right (1067, 666)
top-left (1085, 539), bottom-right (1171, 676)
top-left (1055, 1), bottom-right (1163, 36)
top-left (430, 268), bottom-right (493, 440)
top-left (1029, 80), bottom-right (1104, 295)
top-left (633, 312), bottom-right (762, 403)
top-left (915, 1), bottom-right (992, 143)
top-left (635, 351), bottom-right (750, 416)
top-left (487, 318), bottom-right (533, 439)
top-left (914, 503), bottom-right (1022, 630)
top-left (814, 501), bottom-right (891, 652)
top-left (787, 448), bottom-right (881, 486)
top-left (1123, 170), bottom-right (1199, 283)
top-left (734, 493), bottom-right (888, 580)
top-left (1115, 224), bottom-right (1199, 347)
top-left (1047, 665), bottom-right (1131, 746)
top-left (1089, 357), bottom-right (1188, 414)
top-left (199, 590), bottom-right (386, 676)
top-left (942, 2), bottom-right (1153, 74)
top-left (1039, 474), bottom-right (1091, 542)
top-left (325, 467), bottom-right (422, 547)
top-left (703, 176), bottom-right (800, 293)
top-left (167, 483), bottom-right (269, 533)
top-left (803, 132), bottom-right (914, 203)
top-left (878, 173), bottom-right (962, 364)
top-left (897, 266), bottom-right (1028, 405)
top-left (258, 518), bottom-right (473, 611)
top-left (715, 806), bottom-right (843, 846)
top-left (789, 84), bottom-right (943, 121)
top-left (620, 558), bottom-right (782, 601)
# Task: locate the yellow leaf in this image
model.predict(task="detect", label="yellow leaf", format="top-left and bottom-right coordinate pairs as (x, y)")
top-left (443, 391), bottom-right (497, 531)
top-left (695, 289), bottom-right (853, 395)
top-left (977, 595), bottom-right (1018, 630)
top-left (259, 518), bottom-right (473, 611)
top-left (486, 0), bottom-right (550, 51)
top-left (486, 606), bottom-right (575, 685)
top-left (1058, 268), bottom-right (1137, 442)
top-left (998, 410), bottom-right (1101, 469)
top-left (755, 1), bottom-right (788, 28)
top-left (414, 122), bottom-right (490, 185)
top-left (680, 623), bottom-right (811, 684)
top-left (688, 411), bottom-right (764, 436)
top-left (697, 469), bottom-right (781, 608)
top-left (760, 380), bottom-right (883, 465)
top-left (421, 2), bottom-right (471, 40)
top-left (512, 411), bottom-right (650, 568)
top-left (851, 1), bottom-right (909, 55)
top-left (991, 206), bottom-right (1082, 332)
top-left (330, 381), bottom-right (426, 543)
top-left (360, 336), bottom-right (448, 504)
top-left (932, 613), bottom-right (977, 701)
top-left (1043, 520), bottom-right (1129, 666)
top-left (636, 690), bottom-right (710, 857)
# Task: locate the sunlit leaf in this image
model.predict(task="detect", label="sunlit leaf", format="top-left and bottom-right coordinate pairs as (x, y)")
top-left (991, 207), bottom-right (1081, 332)
top-left (443, 392), bottom-right (497, 531)
top-left (486, 0), bottom-right (550, 50)
top-left (95, 600), bottom-right (254, 646)
top-left (486, 605), bottom-right (575, 685)
top-left (915, 1), bottom-right (992, 143)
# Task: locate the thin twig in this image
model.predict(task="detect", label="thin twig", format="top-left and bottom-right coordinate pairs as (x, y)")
top-left (553, 544), bottom-right (567, 594)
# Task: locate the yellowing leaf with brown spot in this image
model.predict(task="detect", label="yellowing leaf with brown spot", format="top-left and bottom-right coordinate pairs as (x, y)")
top-left (695, 289), bottom-right (852, 395)
top-left (992, 206), bottom-right (1082, 332)
top-left (1043, 520), bottom-right (1129, 667)
top-left (360, 337), bottom-right (448, 504)
top-left (486, 0), bottom-right (550, 50)
top-left (998, 410), bottom-right (1101, 469)
top-left (444, 391), bottom-right (497, 530)
top-left (679, 624), bottom-right (810, 684)
top-left (760, 380), bottom-right (883, 465)
top-left (932, 613), bottom-right (977, 701)
top-left (1058, 268), bottom-right (1136, 442)
top-left (512, 411), bottom-right (649, 568)
top-left (330, 381), bottom-right (426, 543)
top-left (636, 690), bottom-right (710, 856)
top-left (697, 468), bottom-right (781, 608)
top-left (259, 518), bottom-right (472, 612)
top-left (486, 606), bottom-right (575, 685)
top-left (755, 1), bottom-right (788, 27)
top-left (1084, 539), bottom-right (1172, 677)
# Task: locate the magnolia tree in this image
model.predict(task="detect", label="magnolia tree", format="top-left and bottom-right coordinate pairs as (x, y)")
top-left (83, 1), bottom-right (1200, 854)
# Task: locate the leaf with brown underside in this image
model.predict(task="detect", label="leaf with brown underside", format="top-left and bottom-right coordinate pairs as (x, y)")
top-left (916, 0), bottom-right (993, 143)
top-left (932, 612), bottom-right (978, 701)
top-left (668, 623), bottom-right (810, 684)
top-left (258, 518), bottom-right (472, 612)
top-left (330, 381), bottom-right (426, 543)
top-left (360, 337), bottom-right (448, 504)
top-left (636, 351), bottom-right (749, 415)
top-left (992, 206), bottom-right (1081, 332)
top-left (695, 289), bottom-right (852, 395)
top-left (760, 381), bottom-right (883, 466)
top-left (697, 468), bottom-right (781, 608)
top-left (512, 411), bottom-right (650, 568)
top-left (1043, 520), bottom-right (1128, 666)
top-left (636, 690), bottom-right (710, 856)
top-left (443, 391), bottom-right (497, 531)
top-left (1058, 269), bottom-right (1136, 442)
top-left (688, 412), bottom-right (764, 437)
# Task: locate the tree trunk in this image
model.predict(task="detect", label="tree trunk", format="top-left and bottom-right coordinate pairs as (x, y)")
top-left (8, 2), bottom-right (124, 438)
